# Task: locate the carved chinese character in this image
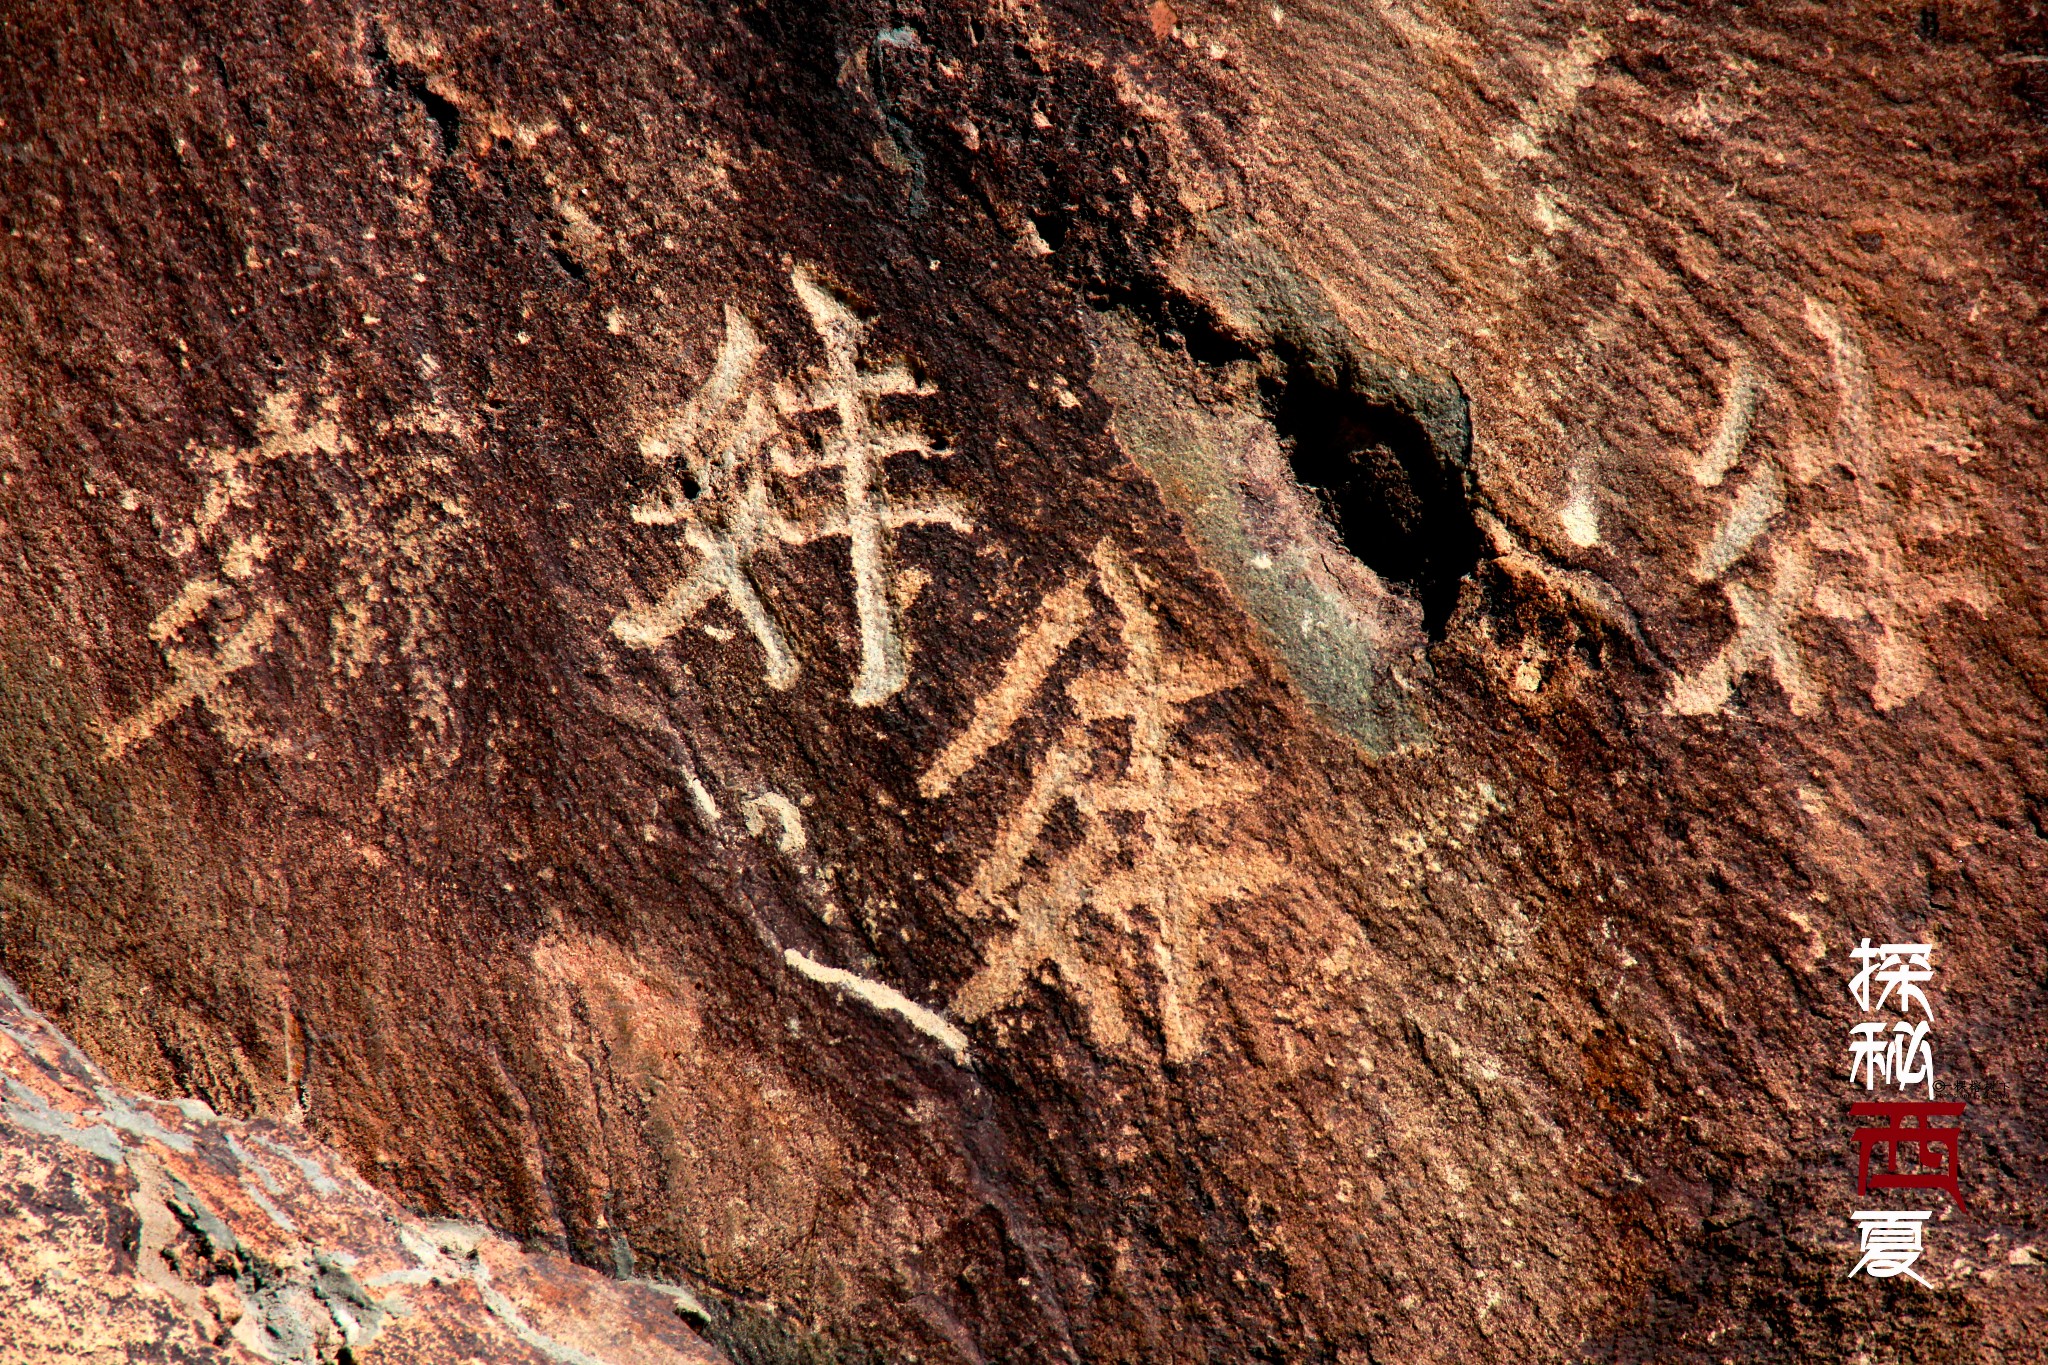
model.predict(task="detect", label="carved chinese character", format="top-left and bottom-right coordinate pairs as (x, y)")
top-left (1666, 302), bottom-right (1991, 717)
top-left (105, 391), bottom-right (474, 767)
top-left (612, 267), bottom-right (971, 705)
top-left (920, 539), bottom-right (1287, 1063)
top-left (611, 305), bottom-right (799, 686)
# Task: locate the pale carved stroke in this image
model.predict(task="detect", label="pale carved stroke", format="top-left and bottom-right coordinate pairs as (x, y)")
top-left (1799, 300), bottom-right (1990, 710)
top-left (783, 947), bottom-right (970, 1065)
top-left (1691, 460), bottom-right (1783, 584)
top-left (783, 267), bottom-right (970, 705)
top-left (742, 791), bottom-right (806, 853)
top-left (925, 539), bottom-right (1287, 1063)
top-left (611, 268), bottom-right (972, 706)
top-left (183, 390), bottom-right (353, 554)
top-left (104, 601), bottom-right (286, 760)
top-left (919, 574), bottom-right (1094, 799)
top-left (1666, 302), bottom-right (1992, 717)
top-left (1691, 355), bottom-right (1760, 489)
top-left (1665, 545), bottom-right (1817, 717)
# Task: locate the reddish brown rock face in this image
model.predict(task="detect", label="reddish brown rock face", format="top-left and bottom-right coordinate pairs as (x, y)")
top-left (0, 972), bottom-right (726, 1362)
top-left (1, 1), bottom-right (2044, 1361)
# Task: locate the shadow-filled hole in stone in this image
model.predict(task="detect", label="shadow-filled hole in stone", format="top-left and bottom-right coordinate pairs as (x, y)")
top-left (1267, 367), bottom-right (1481, 637)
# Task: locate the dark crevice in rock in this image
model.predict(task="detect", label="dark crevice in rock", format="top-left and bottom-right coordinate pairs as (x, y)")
top-left (547, 240), bottom-right (590, 284)
top-left (1091, 279), bottom-right (1259, 368)
top-left (1264, 362), bottom-right (1482, 638)
top-left (368, 26), bottom-right (462, 155)
top-left (417, 86), bottom-right (463, 154)
top-left (1094, 272), bottom-right (1481, 640)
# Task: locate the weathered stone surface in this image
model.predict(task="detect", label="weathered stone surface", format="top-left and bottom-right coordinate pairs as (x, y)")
top-left (1, 1), bottom-right (2045, 1361)
top-left (0, 972), bottom-right (724, 1362)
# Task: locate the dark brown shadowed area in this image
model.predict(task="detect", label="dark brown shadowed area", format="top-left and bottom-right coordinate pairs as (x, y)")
top-left (1, 0), bottom-right (2046, 1362)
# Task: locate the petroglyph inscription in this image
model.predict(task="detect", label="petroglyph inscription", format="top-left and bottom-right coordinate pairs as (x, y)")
top-left (104, 598), bottom-right (287, 760)
top-left (612, 307), bottom-right (794, 680)
top-left (921, 540), bottom-right (1287, 1063)
top-left (105, 390), bottom-right (476, 765)
top-left (105, 391), bottom-right (345, 758)
top-left (1666, 302), bottom-right (1991, 717)
top-left (613, 267), bottom-right (971, 705)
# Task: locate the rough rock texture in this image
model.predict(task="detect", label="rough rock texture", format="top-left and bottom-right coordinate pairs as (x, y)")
top-left (0, 971), bottom-right (725, 1362)
top-left (1, 0), bottom-right (2046, 1361)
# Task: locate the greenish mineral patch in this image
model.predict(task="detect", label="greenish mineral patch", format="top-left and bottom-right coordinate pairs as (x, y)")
top-left (1085, 311), bottom-right (1430, 755)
